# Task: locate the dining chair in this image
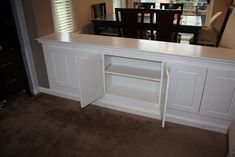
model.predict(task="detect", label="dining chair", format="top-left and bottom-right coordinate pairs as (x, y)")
top-left (115, 8), bottom-right (154, 39)
top-left (217, 7), bottom-right (233, 46)
top-left (182, 2), bottom-right (196, 15)
top-left (133, 2), bottom-right (156, 9)
top-left (91, 3), bottom-right (106, 18)
top-left (160, 3), bottom-right (184, 11)
top-left (91, 3), bottom-right (118, 36)
top-left (190, 7), bottom-right (232, 47)
top-left (191, 11), bottom-right (222, 46)
top-left (152, 9), bottom-right (182, 42)
top-left (205, 11), bottom-right (223, 30)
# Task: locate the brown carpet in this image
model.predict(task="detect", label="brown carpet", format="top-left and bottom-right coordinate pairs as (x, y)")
top-left (0, 92), bottom-right (227, 157)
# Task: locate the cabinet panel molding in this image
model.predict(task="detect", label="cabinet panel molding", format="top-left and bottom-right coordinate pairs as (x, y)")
top-left (200, 67), bottom-right (235, 120)
top-left (51, 52), bottom-right (72, 86)
top-left (168, 63), bottom-right (207, 113)
top-left (42, 45), bottom-right (81, 99)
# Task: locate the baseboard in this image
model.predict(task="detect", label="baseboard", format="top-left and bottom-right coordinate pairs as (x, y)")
top-left (39, 87), bottom-right (80, 101)
top-left (32, 88), bottom-right (40, 95)
top-left (165, 114), bottom-right (228, 134)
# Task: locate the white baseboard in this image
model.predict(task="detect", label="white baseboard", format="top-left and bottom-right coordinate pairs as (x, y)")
top-left (39, 87), bottom-right (80, 101)
top-left (166, 114), bottom-right (228, 134)
top-left (32, 88), bottom-right (40, 95)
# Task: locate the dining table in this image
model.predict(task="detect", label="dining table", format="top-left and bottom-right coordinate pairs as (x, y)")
top-left (91, 13), bottom-right (202, 44)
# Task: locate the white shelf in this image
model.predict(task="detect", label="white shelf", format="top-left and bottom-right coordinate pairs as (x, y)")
top-left (96, 94), bottom-right (161, 119)
top-left (106, 64), bottom-right (161, 81)
top-left (103, 55), bottom-right (163, 121)
top-left (106, 83), bottom-right (159, 103)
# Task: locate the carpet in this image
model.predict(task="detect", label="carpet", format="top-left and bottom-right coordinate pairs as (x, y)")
top-left (0, 92), bottom-right (227, 157)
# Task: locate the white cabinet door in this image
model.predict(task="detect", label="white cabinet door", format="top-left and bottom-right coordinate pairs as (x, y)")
top-left (168, 63), bottom-right (207, 113)
top-left (200, 67), bottom-right (235, 120)
top-left (46, 48), bottom-right (76, 90)
top-left (160, 63), bottom-right (170, 128)
top-left (74, 54), bottom-right (104, 108)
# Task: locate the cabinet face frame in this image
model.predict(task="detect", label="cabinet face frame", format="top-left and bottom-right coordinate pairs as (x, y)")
top-left (103, 55), bottom-right (163, 103)
top-left (102, 54), bottom-right (169, 126)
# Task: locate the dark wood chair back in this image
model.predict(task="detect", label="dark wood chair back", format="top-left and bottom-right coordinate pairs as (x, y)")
top-left (91, 3), bottom-right (106, 18)
top-left (115, 8), bottom-right (154, 39)
top-left (160, 3), bottom-right (184, 11)
top-left (152, 9), bottom-right (182, 42)
top-left (133, 2), bottom-right (156, 9)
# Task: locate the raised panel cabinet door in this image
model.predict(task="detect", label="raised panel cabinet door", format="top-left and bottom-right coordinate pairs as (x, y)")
top-left (168, 63), bottom-right (207, 113)
top-left (47, 50), bottom-right (74, 89)
top-left (75, 54), bottom-right (104, 108)
top-left (200, 67), bottom-right (235, 120)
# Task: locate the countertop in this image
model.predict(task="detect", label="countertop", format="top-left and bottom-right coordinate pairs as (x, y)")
top-left (38, 32), bottom-right (235, 63)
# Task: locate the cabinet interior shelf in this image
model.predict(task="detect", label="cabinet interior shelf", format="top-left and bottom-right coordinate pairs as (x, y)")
top-left (105, 64), bottom-right (161, 81)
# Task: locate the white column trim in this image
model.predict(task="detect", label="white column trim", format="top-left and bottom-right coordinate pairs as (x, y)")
top-left (10, 0), bottom-right (39, 94)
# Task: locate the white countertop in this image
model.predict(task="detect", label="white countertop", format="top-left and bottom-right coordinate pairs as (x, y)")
top-left (38, 32), bottom-right (235, 63)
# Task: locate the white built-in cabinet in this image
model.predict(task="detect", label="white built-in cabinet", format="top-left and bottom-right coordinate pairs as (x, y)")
top-left (42, 43), bottom-right (169, 127)
top-left (168, 62), bottom-right (235, 122)
top-left (40, 39), bottom-right (235, 133)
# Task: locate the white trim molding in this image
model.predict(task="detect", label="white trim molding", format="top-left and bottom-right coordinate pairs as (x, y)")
top-left (39, 87), bottom-right (80, 101)
top-left (11, 0), bottom-right (39, 94)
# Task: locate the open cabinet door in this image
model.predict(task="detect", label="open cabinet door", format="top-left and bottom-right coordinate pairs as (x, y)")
top-left (160, 63), bottom-right (170, 128)
top-left (77, 54), bottom-right (104, 108)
